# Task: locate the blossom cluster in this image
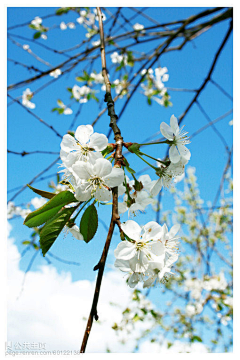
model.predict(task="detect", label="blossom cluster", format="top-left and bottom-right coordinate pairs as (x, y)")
top-left (141, 67), bottom-right (172, 107)
top-left (60, 124), bottom-right (124, 203)
top-left (114, 220), bottom-right (180, 288)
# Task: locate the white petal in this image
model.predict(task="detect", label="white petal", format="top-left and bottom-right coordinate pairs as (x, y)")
top-left (104, 167), bottom-right (124, 188)
top-left (94, 187), bottom-right (112, 202)
top-left (150, 241), bottom-right (165, 257)
top-left (88, 151), bottom-right (103, 164)
top-left (69, 225), bottom-right (84, 240)
top-left (75, 125), bottom-right (93, 144)
top-left (143, 275), bottom-right (156, 288)
top-left (142, 221), bottom-right (162, 241)
top-left (118, 202), bottom-right (128, 214)
top-left (114, 241), bottom-right (136, 260)
top-left (169, 145), bottom-right (180, 163)
top-left (177, 144), bottom-right (191, 161)
top-left (165, 253), bottom-right (179, 268)
top-left (160, 122), bottom-right (174, 140)
top-left (170, 115), bottom-right (179, 135)
top-left (121, 220), bottom-right (141, 241)
top-left (114, 258), bottom-right (131, 272)
top-left (127, 273), bottom-right (139, 288)
top-left (150, 179), bottom-right (162, 197)
top-left (61, 134), bottom-right (78, 153)
top-left (89, 132), bottom-right (108, 151)
top-left (93, 158), bottom-right (112, 178)
top-left (168, 224), bottom-right (180, 238)
top-left (74, 183), bottom-right (91, 201)
top-left (72, 161), bottom-right (92, 180)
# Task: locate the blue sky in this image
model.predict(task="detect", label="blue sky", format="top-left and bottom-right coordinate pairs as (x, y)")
top-left (6, 6), bottom-right (233, 352)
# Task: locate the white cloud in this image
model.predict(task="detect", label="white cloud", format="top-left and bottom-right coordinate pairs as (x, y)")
top-left (7, 223), bottom-right (209, 354)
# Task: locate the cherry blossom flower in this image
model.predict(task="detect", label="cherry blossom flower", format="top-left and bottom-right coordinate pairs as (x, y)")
top-left (69, 225), bottom-right (84, 240)
top-left (60, 22), bottom-right (67, 30)
top-left (118, 175), bottom-right (156, 216)
top-left (72, 85), bottom-right (91, 103)
top-left (50, 69), bottom-right (62, 78)
top-left (110, 52), bottom-right (127, 65)
top-left (114, 220), bottom-right (165, 272)
top-left (22, 88), bottom-right (35, 109)
top-left (23, 44), bottom-right (30, 50)
top-left (133, 23), bottom-right (144, 31)
top-left (143, 253), bottom-right (178, 288)
top-left (72, 158), bottom-right (124, 202)
top-left (161, 223), bottom-right (180, 256)
top-left (56, 100), bottom-right (72, 115)
top-left (160, 115), bottom-right (191, 163)
top-left (31, 16), bottom-right (42, 29)
top-left (60, 125), bottom-right (108, 169)
top-left (150, 157), bottom-right (187, 196)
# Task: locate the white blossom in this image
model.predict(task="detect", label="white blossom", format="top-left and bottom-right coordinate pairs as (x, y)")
top-left (60, 22), bottom-right (67, 30)
top-left (41, 34), bottom-right (47, 40)
top-left (72, 85), bottom-right (91, 103)
top-left (50, 69), bottom-right (62, 78)
top-left (22, 88), bottom-right (35, 109)
top-left (114, 220), bottom-right (165, 273)
top-left (160, 115), bottom-right (191, 163)
top-left (69, 225), bottom-right (84, 240)
top-left (60, 124), bottom-right (108, 170)
top-left (23, 44), bottom-right (30, 50)
top-left (72, 158), bottom-right (124, 202)
top-left (56, 100), bottom-right (72, 115)
top-left (31, 16), bottom-right (42, 29)
top-left (133, 23), bottom-right (144, 31)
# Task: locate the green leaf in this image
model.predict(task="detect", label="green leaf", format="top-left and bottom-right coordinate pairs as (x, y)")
top-left (192, 336), bottom-right (202, 343)
top-left (22, 240), bottom-right (31, 245)
top-left (24, 191), bottom-right (77, 228)
top-left (27, 184), bottom-right (56, 199)
top-left (56, 7), bottom-right (70, 15)
top-left (75, 76), bottom-right (85, 82)
top-left (147, 98), bottom-right (152, 105)
top-left (33, 31), bottom-right (42, 39)
top-left (40, 206), bottom-right (76, 256)
top-left (80, 204), bottom-right (98, 243)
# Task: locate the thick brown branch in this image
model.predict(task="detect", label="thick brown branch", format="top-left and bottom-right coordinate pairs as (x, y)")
top-left (80, 7), bottom-right (123, 353)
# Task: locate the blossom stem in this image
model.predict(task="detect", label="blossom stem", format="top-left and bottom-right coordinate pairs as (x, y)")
top-left (72, 198), bottom-right (92, 222)
top-left (135, 152), bottom-right (158, 171)
top-left (138, 141), bottom-right (168, 146)
top-left (139, 151), bottom-right (169, 165)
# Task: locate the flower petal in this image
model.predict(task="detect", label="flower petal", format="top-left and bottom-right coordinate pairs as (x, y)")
top-left (89, 132), bottom-right (108, 151)
top-left (69, 225), bottom-right (84, 240)
top-left (121, 220), bottom-right (141, 241)
top-left (75, 125), bottom-right (93, 144)
top-left (150, 179), bottom-right (162, 197)
top-left (74, 183), bottom-right (91, 201)
top-left (61, 134), bottom-right (78, 153)
top-left (142, 221), bottom-right (162, 241)
top-left (169, 145), bottom-right (180, 163)
top-left (170, 115), bottom-right (179, 135)
top-left (160, 122), bottom-right (174, 140)
top-left (168, 224), bottom-right (180, 239)
top-left (114, 241), bottom-right (136, 260)
top-left (104, 167), bottom-right (124, 188)
top-left (94, 187), bottom-right (112, 202)
top-left (114, 258), bottom-right (131, 272)
top-left (93, 158), bottom-right (112, 178)
top-left (72, 161), bottom-right (92, 180)
top-left (177, 144), bottom-right (191, 161)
